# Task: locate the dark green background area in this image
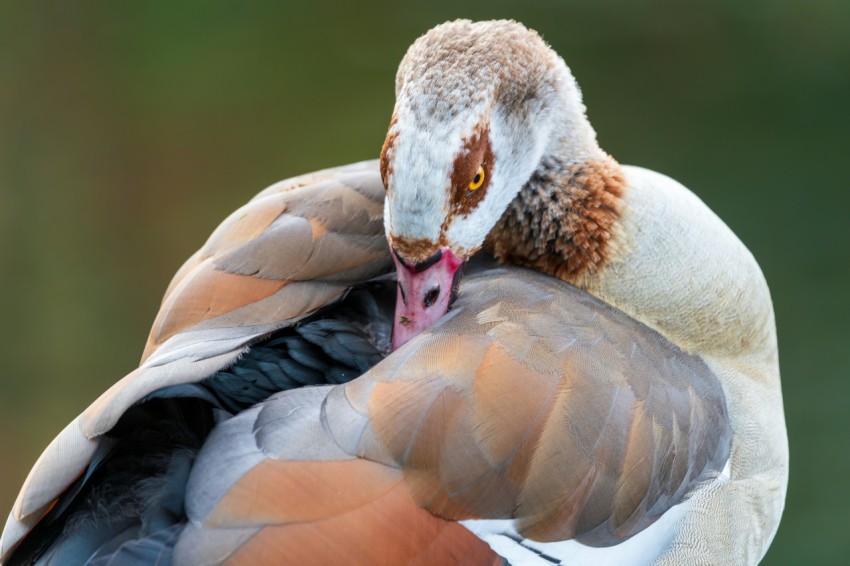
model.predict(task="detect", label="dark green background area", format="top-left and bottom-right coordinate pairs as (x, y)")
top-left (0, 1), bottom-right (847, 563)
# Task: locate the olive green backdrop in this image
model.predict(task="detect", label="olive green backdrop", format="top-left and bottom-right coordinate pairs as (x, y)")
top-left (1, 1), bottom-right (847, 563)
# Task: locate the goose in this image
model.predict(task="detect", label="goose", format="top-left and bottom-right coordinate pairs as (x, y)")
top-left (0, 19), bottom-right (787, 565)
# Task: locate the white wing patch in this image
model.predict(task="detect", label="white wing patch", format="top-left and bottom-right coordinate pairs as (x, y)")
top-left (461, 460), bottom-right (731, 565)
top-left (462, 503), bottom-right (688, 566)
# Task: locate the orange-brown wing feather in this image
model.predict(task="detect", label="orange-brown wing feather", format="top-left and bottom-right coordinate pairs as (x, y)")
top-left (323, 268), bottom-right (731, 547)
top-left (206, 461), bottom-right (499, 566)
top-left (143, 162), bottom-right (390, 361)
top-left (175, 388), bottom-right (500, 565)
top-left (176, 268), bottom-right (729, 562)
top-left (0, 161), bottom-right (391, 562)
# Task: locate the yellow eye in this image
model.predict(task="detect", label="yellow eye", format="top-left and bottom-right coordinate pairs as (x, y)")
top-left (468, 165), bottom-right (485, 191)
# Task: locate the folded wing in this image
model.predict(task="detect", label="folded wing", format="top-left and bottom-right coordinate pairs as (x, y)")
top-left (1, 161), bottom-right (392, 562)
top-left (175, 268), bottom-right (731, 563)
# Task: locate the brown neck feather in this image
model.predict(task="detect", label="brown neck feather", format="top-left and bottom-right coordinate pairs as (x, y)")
top-left (486, 156), bottom-right (625, 283)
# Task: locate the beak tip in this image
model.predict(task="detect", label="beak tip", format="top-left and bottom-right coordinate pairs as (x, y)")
top-left (390, 246), bottom-right (464, 351)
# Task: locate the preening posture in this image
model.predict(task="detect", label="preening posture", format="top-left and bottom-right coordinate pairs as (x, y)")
top-left (1, 20), bottom-right (787, 565)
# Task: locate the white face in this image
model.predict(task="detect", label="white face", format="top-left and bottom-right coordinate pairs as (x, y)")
top-left (378, 19), bottom-right (592, 264)
top-left (382, 95), bottom-right (555, 263)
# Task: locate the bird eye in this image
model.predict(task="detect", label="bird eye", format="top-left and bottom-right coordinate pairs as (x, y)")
top-left (468, 165), bottom-right (485, 191)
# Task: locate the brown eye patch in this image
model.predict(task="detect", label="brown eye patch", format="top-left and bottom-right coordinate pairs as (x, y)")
top-left (379, 114), bottom-right (398, 192)
top-left (450, 123), bottom-right (494, 216)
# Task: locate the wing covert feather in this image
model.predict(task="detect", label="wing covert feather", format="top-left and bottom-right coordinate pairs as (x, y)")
top-left (328, 268), bottom-right (729, 546)
top-left (179, 267), bottom-right (730, 559)
top-left (1, 161), bottom-right (390, 563)
top-left (179, 388), bottom-right (501, 565)
top-left (143, 161), bottom-right (391, 361)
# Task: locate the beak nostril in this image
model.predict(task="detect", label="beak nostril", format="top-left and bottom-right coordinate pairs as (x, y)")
top-left (390, 246), bottom-right (463, 350)
top-left (423, 287), bottom-right (440, 308)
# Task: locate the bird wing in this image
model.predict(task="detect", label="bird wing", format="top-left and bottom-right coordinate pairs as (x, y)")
top-left (1, 160), bottom-right (392, 562)
top-left (172, 268), bottom-right (731, 564)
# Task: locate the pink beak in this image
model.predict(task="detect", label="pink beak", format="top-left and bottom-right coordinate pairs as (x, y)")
top-left (391, 246), bottom-right (464, 350)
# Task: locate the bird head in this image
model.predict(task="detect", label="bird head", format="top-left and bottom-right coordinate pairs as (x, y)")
top-left (381, 20), bottom-right (597, 348)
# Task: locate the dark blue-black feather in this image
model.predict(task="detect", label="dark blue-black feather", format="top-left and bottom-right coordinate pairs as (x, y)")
top-left (7, 279), bottom-right (394, 565)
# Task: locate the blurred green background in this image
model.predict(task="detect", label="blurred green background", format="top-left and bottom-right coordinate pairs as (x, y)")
top-left (1, 0), bottom-right (847, 562)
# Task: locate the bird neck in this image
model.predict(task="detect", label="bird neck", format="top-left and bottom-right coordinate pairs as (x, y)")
top-left (485, 151), bottom-right (626, 284)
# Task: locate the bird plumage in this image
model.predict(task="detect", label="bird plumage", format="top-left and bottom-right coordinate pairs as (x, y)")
top-left (1, 161), bottom-right (393, 564)
top-left (2, 19), bottom-right (786, 566)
